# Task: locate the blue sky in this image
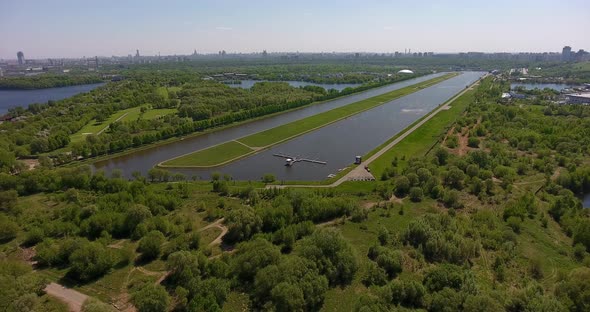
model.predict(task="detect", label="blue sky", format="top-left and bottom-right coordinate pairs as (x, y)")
top-left (1, 0), bottom-right (589, 58)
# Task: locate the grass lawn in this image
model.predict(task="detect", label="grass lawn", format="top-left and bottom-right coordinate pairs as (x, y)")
top-left (69, 107), bottom-right (137, 143)
top-left (71, 106), bottom-right (179, 144)
top-left (160, 141), bottom-right (254, 167)
top-left (142, 108), bottom-right (178, 120)
top-left (120, 107), bottom-right (178, 122)
top-left (369, 86), bottom-right (475, 178)
top-left (159, 74), bottom-right (456, 167)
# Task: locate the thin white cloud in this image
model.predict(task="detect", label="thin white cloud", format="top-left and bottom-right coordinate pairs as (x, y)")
top-left (215, 26), bottom-right (233, 31)
top-left (383, 26), bottom-right (394, 31)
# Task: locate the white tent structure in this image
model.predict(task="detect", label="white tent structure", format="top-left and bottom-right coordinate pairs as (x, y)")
top-left (397, 69), bottom-right (414, 74)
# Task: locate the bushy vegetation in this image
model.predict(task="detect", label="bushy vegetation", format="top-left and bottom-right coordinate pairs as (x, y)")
top-left (1, 67), bottom-right (590, 311)
top-left (0, 74), bottom-right (103, 90)
top-left (0, 66), bottom-right (422, 172)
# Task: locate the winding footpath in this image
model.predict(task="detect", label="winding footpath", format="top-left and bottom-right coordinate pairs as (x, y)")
top-left (199, 218), bottom-right (228, 247)
top-left (45, 283), bottom-right (88, 312)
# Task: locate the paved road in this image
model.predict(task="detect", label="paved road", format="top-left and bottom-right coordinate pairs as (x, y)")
top-left (45, 282), bottom-right (88, 312)
top-left (267, 75), bottom-right (485, 189)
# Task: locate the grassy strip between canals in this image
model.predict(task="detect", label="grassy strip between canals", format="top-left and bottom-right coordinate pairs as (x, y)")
top-left (368, 84), bottom-right (476, 178)
top-left (159, 73), bottom-right (457, 168)
top-left (161, 141), bottom-right (254, 167)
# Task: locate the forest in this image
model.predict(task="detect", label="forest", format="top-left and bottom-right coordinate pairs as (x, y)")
top-left (1, 69), bottom-right (590, 312)
top-left (0, 74), bottom-right (104, 90)
top-left (0, 67), bottom-right (422, 172)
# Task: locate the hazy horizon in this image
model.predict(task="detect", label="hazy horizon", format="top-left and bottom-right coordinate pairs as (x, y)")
top-left (1, 0), bottom-right (589, 59)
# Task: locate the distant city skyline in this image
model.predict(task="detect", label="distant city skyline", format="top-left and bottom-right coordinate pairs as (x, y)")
top-left (1, 0), bottom-right (589, 59)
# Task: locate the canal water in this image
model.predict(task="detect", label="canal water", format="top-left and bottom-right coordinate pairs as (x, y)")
top-left (226, 80), bottom-right (361, 91)
top-left (510, 82), bottom-right (574, 91)
top-left (583, 193), bottom-right (590, 208)
top-left (0, 83), bottom-right (105, 114)
top-left (170, 72), bottom-right (484, 181)
top-left (93, 73), bottom-right (446, 177)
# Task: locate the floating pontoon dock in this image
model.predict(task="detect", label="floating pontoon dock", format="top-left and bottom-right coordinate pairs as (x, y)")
top-left (273, 153), bottom-right (327, 166)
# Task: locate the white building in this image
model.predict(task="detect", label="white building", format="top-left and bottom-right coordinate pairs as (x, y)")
top-left (566, 93), bottom-right (590, 104)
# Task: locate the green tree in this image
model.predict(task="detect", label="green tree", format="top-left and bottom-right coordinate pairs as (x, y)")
top-left (394, 176), bottom-right (411, 197)
top-left (299, 229), bottom-right (358, 285)
top-left (463, 295), bottom-right (502, 312)
top-left (231, 238), bottom-right (281, 282)
top-left (138, 230), bottom-right (165, 261)
top-left (409, 186), bottom-right (424, 202)
top-left (270, 282), bottom-right (305, 312)
top-left (262, 173), bottom-right (276, 183)
top-left (82, 298), bottom-right (117, 312)
top-left (556, 267), bottom-right (590, 312)
top-left (0, 215), bottom-right (19, 242)
top-left (223, 206), bottom-right (262, 244)
top-left (68, 241), bottom-right (114, 281)
top-left (574, 219), bottom-right (590, 252)
top-left (428, 288), bottom-right (463, 312)
top-left (132, 284), bottom-right (170, 312)
top-left (0, 190), bottom-right (18, 212)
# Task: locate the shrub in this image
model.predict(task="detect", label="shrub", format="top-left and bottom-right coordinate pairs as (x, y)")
top-left (446, 135), bottom-right (459, 148)
top-left (262, 174), bottom-right (276, 183)
top-left (506, 216), bottom-right (522, 234)
top-left (409, 187), bottom-right (424, 202)
top-left (132, 284), bottom-right (170, 312)
top-left (138, 230), bottom-right (165, 261)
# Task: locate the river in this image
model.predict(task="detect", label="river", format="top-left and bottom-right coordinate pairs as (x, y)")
top-left (511, 82), bottom-right (574, 91)
top-left (226, 80), bottom-right (361, 91)
top-left (93, 73), bottom-right (445, 177)
top-left (583, 193), bottom-right (590, 208)
top-left (94, 72), bottom-right (484, 180)
top-left (0, 83), bottom-right (105, 115)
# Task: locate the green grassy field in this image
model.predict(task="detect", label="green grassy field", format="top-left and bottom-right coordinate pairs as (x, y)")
top-left (368, 86), bottom-right (475, 177)
top-left (160, 73), bottom-right (457, 167)
top-left (71, 106), bottom-right (179, 144)
top-left (142, 108), bottom-right (178, 120)
top-left (161, 140), bottom-right (254, 167)
top-left (120, 107), bottom-right (178, 122)
top-left (69, 108), bottom-right (135, 143)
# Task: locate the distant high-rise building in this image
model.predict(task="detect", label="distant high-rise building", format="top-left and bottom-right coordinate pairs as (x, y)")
top-left (562, 46), bottom-right (572, 61)
top-left (135, 49), bottom-right (140, 58)
top-left (17, 51), bottom-right (24, 65)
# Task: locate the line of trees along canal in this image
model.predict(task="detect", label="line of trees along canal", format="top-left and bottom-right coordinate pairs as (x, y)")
top-left (0, 71), bottom-right (424, 174)
top-left (3, 75), bottom-right (590, 311)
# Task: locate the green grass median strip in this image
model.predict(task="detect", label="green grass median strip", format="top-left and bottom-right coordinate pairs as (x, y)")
top-left (160, 141), bottom-right (254, 167)
top-left (238, 73), bottom-right (456, 148)
top-left (159, 73), bottom-right (457, 167)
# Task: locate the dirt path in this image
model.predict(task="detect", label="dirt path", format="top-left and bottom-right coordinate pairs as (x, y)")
top-left (107, 239), bottom-right (127, 249)
top-left (97, 112), bottom-right (129, 135)
top-left (267, 75), bottom-right (486, 189)
top-left (45, 282), bottom-right (88, 312)
top-left (199, 218), bottom-right (228, 247)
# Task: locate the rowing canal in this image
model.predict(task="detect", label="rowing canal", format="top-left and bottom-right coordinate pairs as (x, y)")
top-left (93, 72), bottom-right (485, 180)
